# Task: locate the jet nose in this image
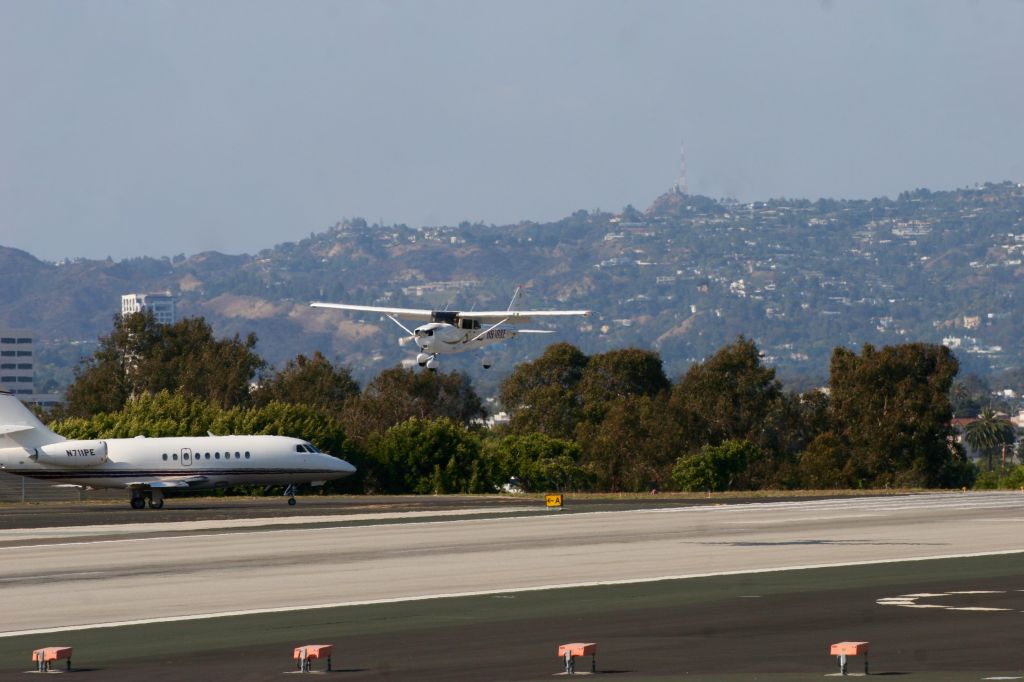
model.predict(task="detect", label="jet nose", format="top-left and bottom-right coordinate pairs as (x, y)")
top-left (331, 456), bottom-right (357, 477)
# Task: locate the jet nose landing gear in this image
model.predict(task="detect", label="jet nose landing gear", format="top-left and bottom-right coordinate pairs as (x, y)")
top-left (283, 484), bottom-right (298, 506)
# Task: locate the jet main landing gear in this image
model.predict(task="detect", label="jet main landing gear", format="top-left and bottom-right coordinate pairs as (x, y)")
top-left (129, 489), bottom-right (165, 509)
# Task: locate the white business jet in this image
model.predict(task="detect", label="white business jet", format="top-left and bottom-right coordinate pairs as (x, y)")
top-left (0, 390), bottom-right (356, 509)
top-left (311, 290), bottom-right (590, 369)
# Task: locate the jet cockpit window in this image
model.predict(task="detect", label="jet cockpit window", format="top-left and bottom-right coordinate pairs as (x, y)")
top-left (296, 444), bottom-right (308, 453)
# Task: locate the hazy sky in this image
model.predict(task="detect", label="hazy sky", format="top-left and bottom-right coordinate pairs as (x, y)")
top-left (2, 1), bottom-right (1023, 261)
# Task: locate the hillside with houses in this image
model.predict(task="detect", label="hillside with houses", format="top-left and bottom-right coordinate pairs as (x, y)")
top-left (2, 181), bottom-right (1024, 397)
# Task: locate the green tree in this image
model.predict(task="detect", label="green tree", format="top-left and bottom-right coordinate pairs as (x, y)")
top-left (65, 312), bottom-right (264, 416)
top-left (341, 367), bottom-right (484, 445)
top-left (481, 433), bottom-right (591, 492)
top-left (577, 348), bottom-right (670, 422)
top-left (745, 390), bottom-right (829, 488)
top-left (253, 352), bottom-right (360, 412)
top-left (829, 342), bottom-right (967, 487)
top-left (369, 417), bottom-right (482, 494)
top-left (671, 440), bottom-right (765, 492)
top-left (796, 432), bottom-right (850, 489)
top-left (576, 394), bottom-right (688, 491)
top-left (964, 407), bottom-right (1015, 472)
top-left (64, 311), bottom-right (161, 416)
top-left (499, 343), bottom-right (588, 439)
top-left (672, 336), bottom-right (782, 447)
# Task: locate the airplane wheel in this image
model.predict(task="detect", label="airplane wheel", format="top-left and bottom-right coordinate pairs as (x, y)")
top-left (130, 496), bottom-right (146, 510)
top-left (288, 497), bottom-right (297, 506)
top-left (148, 498), bottom-right (164, 509)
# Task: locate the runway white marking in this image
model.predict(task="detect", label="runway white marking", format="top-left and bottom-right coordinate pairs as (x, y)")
top-left (723, 514), bottom-right (878, 524)
top-left (876, 589), bottom-right (1021, 612)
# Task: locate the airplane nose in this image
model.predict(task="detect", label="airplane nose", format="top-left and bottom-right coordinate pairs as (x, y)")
top-left (333, 457), bottom-right (357, 476)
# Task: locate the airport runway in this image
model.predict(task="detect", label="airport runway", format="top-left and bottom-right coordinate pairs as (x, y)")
top-left (2, 491), bottom-right (1023, 635)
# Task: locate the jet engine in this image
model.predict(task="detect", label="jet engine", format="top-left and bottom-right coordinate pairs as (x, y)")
top-left (32, 440), bottom-right (108, 467)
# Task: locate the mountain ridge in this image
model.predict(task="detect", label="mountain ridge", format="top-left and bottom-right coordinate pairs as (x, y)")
top-left (4, 181), bottom-right (1024, 395)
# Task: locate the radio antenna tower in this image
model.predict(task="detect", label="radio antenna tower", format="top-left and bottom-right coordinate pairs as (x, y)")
top-left (675, 140), bottom-right (688, 195)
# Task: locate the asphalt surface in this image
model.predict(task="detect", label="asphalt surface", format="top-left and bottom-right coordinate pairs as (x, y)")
top-left (1, 555), bottom-right (1022, 680)
top-left (1, 492), bottom-right (1022, 680)
top-left (0, 491), bottom-right (896, 529)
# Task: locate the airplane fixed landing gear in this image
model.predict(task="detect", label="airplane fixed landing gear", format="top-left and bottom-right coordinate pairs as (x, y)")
top-left (416, 353), bottom-right (438, 371)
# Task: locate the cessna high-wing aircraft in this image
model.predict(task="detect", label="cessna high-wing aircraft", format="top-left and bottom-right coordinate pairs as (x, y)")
top-left (0, 390), bottom-right (356, 509)
top-left (311, 292), bottom-right (591, 369)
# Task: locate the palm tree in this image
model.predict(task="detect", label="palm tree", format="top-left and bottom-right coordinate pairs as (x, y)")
top-left (964, 408), bottom-right (1014, 472)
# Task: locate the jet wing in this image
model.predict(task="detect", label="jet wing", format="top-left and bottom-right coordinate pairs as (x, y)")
top-left (125, 476), bottom-right (208, 489)
top-left (310, 302), bottom-right (435, 322)
top-left (460, 310), bottom-right (592, 324)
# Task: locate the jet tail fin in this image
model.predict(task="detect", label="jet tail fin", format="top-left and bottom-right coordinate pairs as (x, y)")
top-left (0, 391), bottom-right (64, 447)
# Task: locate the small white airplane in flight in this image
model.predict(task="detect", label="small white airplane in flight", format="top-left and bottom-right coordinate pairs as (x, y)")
top-left (311, 290), bottom-right (591, 369)
top-left (0, 390), bottom-right (356, 509)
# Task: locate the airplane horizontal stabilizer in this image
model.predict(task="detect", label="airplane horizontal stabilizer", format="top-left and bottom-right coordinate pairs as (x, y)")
top-left (0, 424), bottom-right (35, 435)
top-left (517, 329), bottom-right (556, 334)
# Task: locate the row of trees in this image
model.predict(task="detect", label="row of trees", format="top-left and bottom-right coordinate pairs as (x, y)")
top-left (498, 338), bottom-right (972, 490)
top-left (53, 313), bottom-right (980, 493)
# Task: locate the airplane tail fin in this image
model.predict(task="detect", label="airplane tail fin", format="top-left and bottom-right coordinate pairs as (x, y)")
top-left (0, 390), bottom-right (64, 448)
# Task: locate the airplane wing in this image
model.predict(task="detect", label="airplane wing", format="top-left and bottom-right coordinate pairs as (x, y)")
top-left (125, 476), bottom-right (208, 489)
top-left (311, 302), bottom-right (592, 325)
top-left (461, 310), bottom-right (592, 324)
top-left (310, 302), bottom-right (435, 322)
